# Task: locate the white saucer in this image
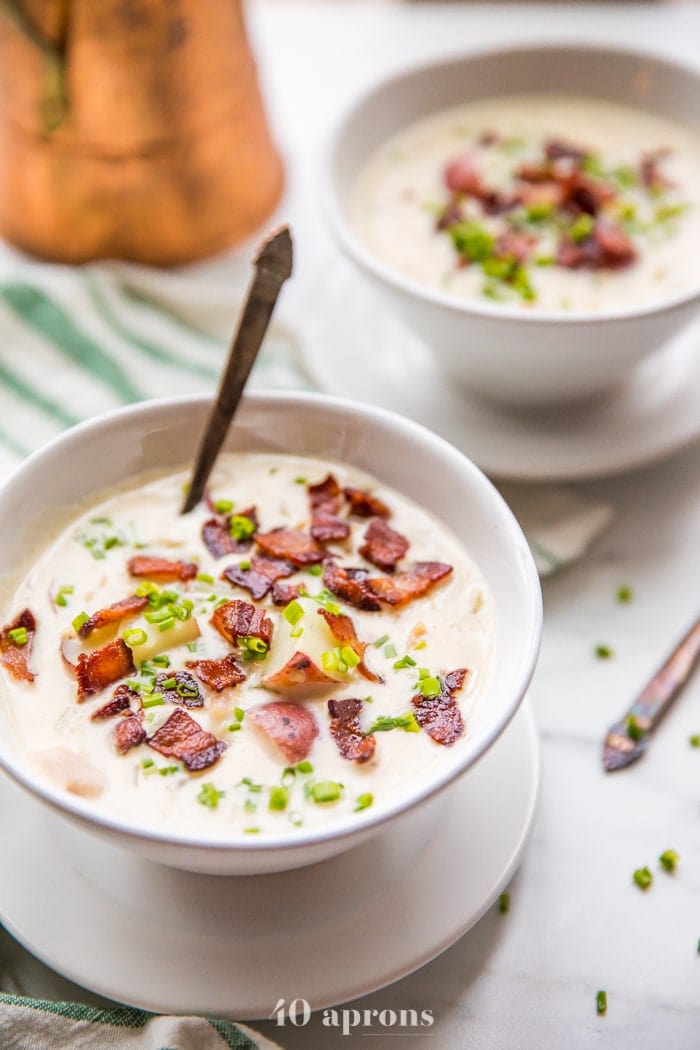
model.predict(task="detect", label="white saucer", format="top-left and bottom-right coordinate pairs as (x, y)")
top-left (0, 701), bottom-right (539, 1020)
top-left (301, 264), bottom-right (700, 482)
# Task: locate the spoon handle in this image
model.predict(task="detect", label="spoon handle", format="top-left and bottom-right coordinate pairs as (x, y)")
top-left (181, 226), bottom-right (293, 513)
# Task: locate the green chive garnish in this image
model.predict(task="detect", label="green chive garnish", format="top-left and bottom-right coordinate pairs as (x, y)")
top-left (198, 783), bottom-right (225, 809)
top-left (595, 644), bottom-right (613, 660)
top-left (616, 585), bottom-right (634, 604)
top-left (354, 793), bottom-right (373, 812)
top-left (393, 654), bottom-right (417, 670)
top-left (214, 499), bottom-right (234, 514)
top-left (310, 781), bottom-right (342, 804)
top-left (366, 713), bottom-right (420, 734)
top-left (498, 892), bottom-right (510, 914)
top-left (659, 849), bottom-right (679, 873)
top-left (269, 786), bottom-right (288, 811)
top-left (596, 990), bottom-right (607, 1016)
top-left (283, 600), bottom-right (304, 626)
top-left (123, 627), bottom-right (148, 647)
top-left (633, 866), bottom-right (653, 891)
top-left (72, 612), bottom-right (89, 633)
top-left (7, 626), bottom-right (28, 646)
top-left (296, 760), bottom-right (313, 774)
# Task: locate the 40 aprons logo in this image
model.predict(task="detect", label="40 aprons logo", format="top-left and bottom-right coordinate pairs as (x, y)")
top-left (272, 998), bottom-right (435, 1036)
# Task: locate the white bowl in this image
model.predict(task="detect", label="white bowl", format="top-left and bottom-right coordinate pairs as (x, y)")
top-left (325, 43), bottom-right (700, 406)
top-left (0, 392), bottom-right (541, 874)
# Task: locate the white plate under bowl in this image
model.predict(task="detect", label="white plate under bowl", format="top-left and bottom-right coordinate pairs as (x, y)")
top-left (301, 263), bottom-right (700, 482)
top-left (0, 701), bottom-right (539, 1019)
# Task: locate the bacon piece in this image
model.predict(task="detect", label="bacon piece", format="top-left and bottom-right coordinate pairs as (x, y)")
top-left (318, 608), bottom-right (381, 683)
top-left (323, 560), bottom-right (381, 612)
top-left (444, 154), bottom-right (483, 197)
top-left (359, 517), bottom-right (409, 573)
top-left (249, 701), bottom-right (319, 763)
top-left (127, 555), bottom-right (197, 582)
top-left (545, 138), bottom-right (588, 162)
top-left (343, 486), bottom-right (391, 520)
top-left (412, 668), bottom-right (468, 746)
top-left (495, 231), bottom-right (535, 266)
top-left (76, 638), bottom-right (135, 701)
top-left (201, 506), bottom-right (258, 559)
top-left (255, 528), bottom-right (325, 566)
top-left (91, 683), bottom-right (138, 721)
top-left (155, 670), bottom-right (204, 708)
top-left (148, 707), bottom-right (227, 771)
top-left (211, 599), bottom-right (273, 647)
top-left (0, 609), bottom-right (36, 683)
top-left (186, 654), bottom-right (246, 692)
top-left (114, 713), bottom-right (147, 754)
top-left (262, 651), bottom-right (338, 691)
top-left (481, 191), bottom-right (519, 216)
top-left (77, 594), bottom-right (149, 639)
top-left (563, 171), bottom-right (613, 216)
top-left (640, 149), bottom-right (673, 191)
top-left (270, 581), bottom-right (304, 606)
top-left (518, 180), bottom-right (566, 211)
top-left (309, 474), bottom-right (350, 543)
top-left (328, 698), bottom-right (376, 763)
top-left (557, 222), bottom-right (636, 271)
top-left (366, 562), bottom-right (453, 607)
top-left (222, 555), bottom-right (295, 600)
top-left (435, 200), bottom-right (464, 232)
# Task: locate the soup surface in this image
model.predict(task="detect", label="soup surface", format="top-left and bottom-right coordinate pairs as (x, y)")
top-left (0, 454), bottom-right (494, 837)
top-left (353, 94), bottom-right (700, 311)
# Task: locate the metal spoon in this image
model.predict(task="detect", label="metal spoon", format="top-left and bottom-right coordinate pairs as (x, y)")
top-left (602, 612), bottom-right (700, 771)
top-left (181, 225), bottom-right (293, 514)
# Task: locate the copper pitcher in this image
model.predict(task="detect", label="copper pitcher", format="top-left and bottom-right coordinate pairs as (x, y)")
top-left (0, 0), bottom-right (284, 265)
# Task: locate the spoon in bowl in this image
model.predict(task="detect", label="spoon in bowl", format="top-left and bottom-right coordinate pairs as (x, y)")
top-left (181, 225), bottom-right (293, 514)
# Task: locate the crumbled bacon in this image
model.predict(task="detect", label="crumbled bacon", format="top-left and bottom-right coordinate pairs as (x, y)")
top-left (248, 701), bottom-right (319, 763)
top-left (366, 562), bottom-right (453, 607)
top-left (114, 713), bottom-right (147, 754)
top-left (0, 608), bottom-right (36, 683)
top-left (91, 683), bottom-right (138, 721)
top-left (76, 638), bottom-right (135, 701)
top-left (222, 555), bottom-right (295, 600)
top-left (563, 171), bottom-right (613, 216)
top-left (545, 138), bottom-right (588, 162)
top-left (148, 707), bottom-right (227, 771)
top-left (343, 486), bottom-right (391, 519)
top-left (557, 222), bottom-right (636, 270)
top-left (495, 231), bottom-right (535, 266)
top-left (262, 651), bottom-right (338, 691)
top-left (359, 518), bottom-right (409, 573)
top-left (155, 670), bottom-right (204, 708)
top-left (270, 581), bottom-right (304, 606)
top-left (77, 594), bottom-right (149, 639)
top-left (640, 149), bottom-right (673, 191)
top-left (412, 668), bottom-right (468, 746)
top-left (435, 200), bottom-right (464, 231)
top-left (309, 474), bottom-right (350, 543)
top-left (255, 528), bottom-right (325, 566)
top-left (201, 506), bottom-right (258, 559)
top-left (328, 698), bottom-right (376, 763)
top-left (318, 608), bottom-right (381, 683)
top-left (444, 154), bottom-right (483, 197)
top-left (323, 560), bottom-right (381, 612)
top-left (211, 599), bottom-right (273, 647)
top-left (518, 180), bottom-right (566, 211)
top-left (127, 555), bottom-right (197, 582)
top-left (185, 654), bottom-right (246, 692)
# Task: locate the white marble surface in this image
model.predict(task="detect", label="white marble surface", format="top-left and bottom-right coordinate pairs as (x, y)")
top-left (3, 3), bottom-right (700, 1048)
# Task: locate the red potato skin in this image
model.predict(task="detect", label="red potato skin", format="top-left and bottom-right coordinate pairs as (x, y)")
top-left (249, 701), bottom-right (319, 763)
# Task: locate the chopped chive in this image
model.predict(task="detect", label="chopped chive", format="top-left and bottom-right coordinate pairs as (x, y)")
top-left (419, 676), bottom-right (441, 699)
top-left (596, 990), bottom-right (607, 1016)
top-left (633, 866), bottom-right (653, 891)
top-left (145, 607), bottom-right (172, 624)
top-left (7, 626), bottom-right (28, 646)
top-left (321, 649), bottom-right (339, 673)
top-left (616, 584), bottom-right (634, 604)
top-left (186, 641), bottom-right (200, 652)
top-left (281, 767), bottom-right (296, 787)
top-left (383, 643), bottom-right (397, 659)
top-left (658, 849), bottom-right (679, 873)
top-left (214, 499), bottom-right (234, 514)
top-left (412, 639), bottom-right (427, 651)
top-left (307, 564), bottom-right (323, 576)
top-left (142, 694), bottom-right (165, 709)
top-left (157, 616), bottom-right (176, 633)
top-left (354, 792), bottom-right (374, 812)
top-left (197, 783), bottom-right (225, 809)
top-left (570, 213), bottom-right (594, 243)
top-left (366, 713), bottom-right (420, 734)
top-left (294, 476), bottom-right (307, 485)
top-left (230, 514), bottom-right (256, 541)
top-left (310, 781), bottom-right (342, 804)
top-left (71, 612), bottom-right (89, 633)
top-left (54, 584), bottom-right (74, 608)
top-left (158, 765), bottom-right (180, 776)
top-left (238, 559), bottom-right (251, 571)
top-left (151, 654), bottom-right (170, 668)
top-left (498, 892), bottom-right (510, 914)
top-left (296, 760), bottom-right (313, 774)
top-left (227, 722), bottom-right (242, 732)
top-left (595, 644), bottom-right (613, 660)
top-left (690, 734), bottom-right (700, 748)
top-left (196, 572), bottom-right (215, 585)
top-left (340, 645), bottom-right (360, 669)
top-left (140, 758), bottom-right (155, 770)
top-left (244, 827), bottom-right (260, 834)
top-left (269, 786), bottom-right (289, 811)
top-left (289, 812), bottom-right (303, 827)
top-left (290, 624), bottom-right (304, 639)
top-left (160, 676), bottom-right (178, 689)
top-left (373, 634), bottom-right (390, 649)
top-left (283, 599), bottom-right (304, 626)
top-left (234, 707), bottom-right (245, 722)
top-left (123, 627), bottom-right (148, 647)
top-left (393, 654), bottom-right (417, 670)
top-left (626, 714), bottom-right (646, 742)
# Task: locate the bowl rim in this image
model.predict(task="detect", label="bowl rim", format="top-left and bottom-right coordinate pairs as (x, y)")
top-left (0, 391), bottom-right (542, 855)
top-left (324, 38), bottom-right (700, 326)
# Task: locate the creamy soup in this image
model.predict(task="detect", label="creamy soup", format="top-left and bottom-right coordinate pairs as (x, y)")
top-left (0, 454), bottom-right (494, 838)
top-left (353, 95), bottom-right (700, 311)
